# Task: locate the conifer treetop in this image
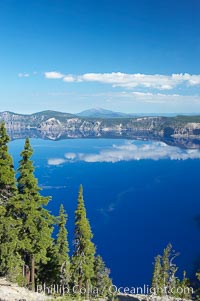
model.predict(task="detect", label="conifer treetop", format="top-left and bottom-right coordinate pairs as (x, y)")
top-left (0, 122), bottom-right (17, 202)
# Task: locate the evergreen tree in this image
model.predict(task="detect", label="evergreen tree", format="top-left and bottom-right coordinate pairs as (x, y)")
top-left (54, 204), bottom-right (70, 286)
top-left (166, 247), bottom-right (180, 295)
top-left (0, 122), bottom-right (17, 203)
top-left (151, 244), bottom-right (192, 299)
top-left (0, 213), bottom-right (23, 282)
top-left (71, 185), bottom-right (95, 299)
top-left (151, 255), bottom-right (162, 295)
top-left (196, 272), bottom-right (200, 300)
top-left (0, 122), bottom-right (22, 281)
top-left (39, 204), bottom-right (70, 290)
top-left (17, 137), bottom-right (54, 289)
top-left (161, 243), bottom-right (172, 292)
top-left (178, 271), bottom-right (192, 299)
top-left (92, 255), bottom-right (112, 298)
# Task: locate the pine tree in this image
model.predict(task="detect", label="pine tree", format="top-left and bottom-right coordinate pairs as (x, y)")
top-left (196, 272), bottom-right (200, 300)
top-left (17, 137), bottom-right (54, 289)
top-left (71, 185), bottom-right (95, 299)
top-left (54, 204), bottom-right (70, 286)
top-left (0, 122), bottom-right (22, 281)
top-left (92, 255), bottom-right (112, 298)
top-left (161, 243), bottom-right (172, 294)
top-left (168, 252), bottom-right (180, 297)
top-left (0, 122), bottom-right (17, 203)
top-left (0, 214), bottom-right (23, 282)
top-left (38, 205), bottom-right (70, 289)
top-left (178, 271), bottom-right (192, 299)
top-left (151, 255), bottom-right (162, 295)
top-left (37, 244), bottom-right (57, 287)
top-left (151, 244), bottom-right (191, 298)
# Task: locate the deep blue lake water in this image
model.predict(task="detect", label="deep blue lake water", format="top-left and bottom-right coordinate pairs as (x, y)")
top-left (9, 138), bottom-right (200, 287)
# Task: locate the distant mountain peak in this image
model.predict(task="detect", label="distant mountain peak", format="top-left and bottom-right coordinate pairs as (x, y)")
top-left (77, 108), bottom-right (132, 118)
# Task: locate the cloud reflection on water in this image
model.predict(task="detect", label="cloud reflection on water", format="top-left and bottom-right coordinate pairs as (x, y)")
top-left (48, 141), bottom-right (200, 165)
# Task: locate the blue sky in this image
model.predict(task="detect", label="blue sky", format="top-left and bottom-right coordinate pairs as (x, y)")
top-left (0, 0), bottom-right (200, 114)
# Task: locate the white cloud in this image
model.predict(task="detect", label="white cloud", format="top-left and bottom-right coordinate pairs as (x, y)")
top-left (44, 71), bottom-right (200, 90)
top-left (18, 73), bottom-right (30, 78)
top-left (172, 73), bottom-right (200, 86)
top-left (115, 91), bottom-right (200, 105)
top-left (63, 75), bottom-right (76, 82)
top-left (80, 72), bottom-right (176, 90)
top-left (44, 71), bottom-right (65, 79)
top-left (130, 91), bottom-right (182, 104)
top-left (131, 92), bottom-right (154, 97)
top-left (47, 142), bottom-right (200, 165)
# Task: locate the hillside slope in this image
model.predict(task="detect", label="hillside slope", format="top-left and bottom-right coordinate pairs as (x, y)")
top-left (0, 278), bottom-right (49, 301)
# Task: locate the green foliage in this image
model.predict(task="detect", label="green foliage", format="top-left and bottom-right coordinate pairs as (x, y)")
top-left (152, 244), bottom-right (173, 295)
top-left (151, 255), bottom-right (162, 292)
top-left (0, 122), bottom-right (22, 279)
top-left (37, 245), bottom-right (57, 286)
top-left (178, 271), bottom-right (192, 299)
top-left (0, 122), bottom-right (17, 202)
top-left (161, 243), bottom-right (172, 289)
top-left (55, 204), bottom-right (70, 285)
top-left (17, 138), bottom-right (54, 287)
top-left (0, 214), bottom-right (22, 277)
top-left (92, 255), bottom-right (112, 298)
top-left (151, 244), bottom-right (192, 299)
top-left (195, 272), bottom-right (200, 300)
top-left (40, 204), bottom-right (70, 287)
top-left (71, 185), bottom-right (96, 298)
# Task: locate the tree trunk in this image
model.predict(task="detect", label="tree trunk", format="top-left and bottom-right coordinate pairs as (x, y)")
top-left (25, 265), bottom-right (30, 284)
top-left (78, 277), bottom-right (82, 292)
top-left (31, 254), bottom-right (35, 291)
top-left (86, 279), bottom-right (90, 300)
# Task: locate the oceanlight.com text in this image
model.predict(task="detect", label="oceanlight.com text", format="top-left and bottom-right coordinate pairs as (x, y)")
top-left (36, 283), bottom-right (194, 296)
top-left (110, 284), bottom-right (194, 296)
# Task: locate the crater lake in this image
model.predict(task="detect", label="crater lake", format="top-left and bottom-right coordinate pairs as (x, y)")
top-left (9, 138), bottom-right (200, 288)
